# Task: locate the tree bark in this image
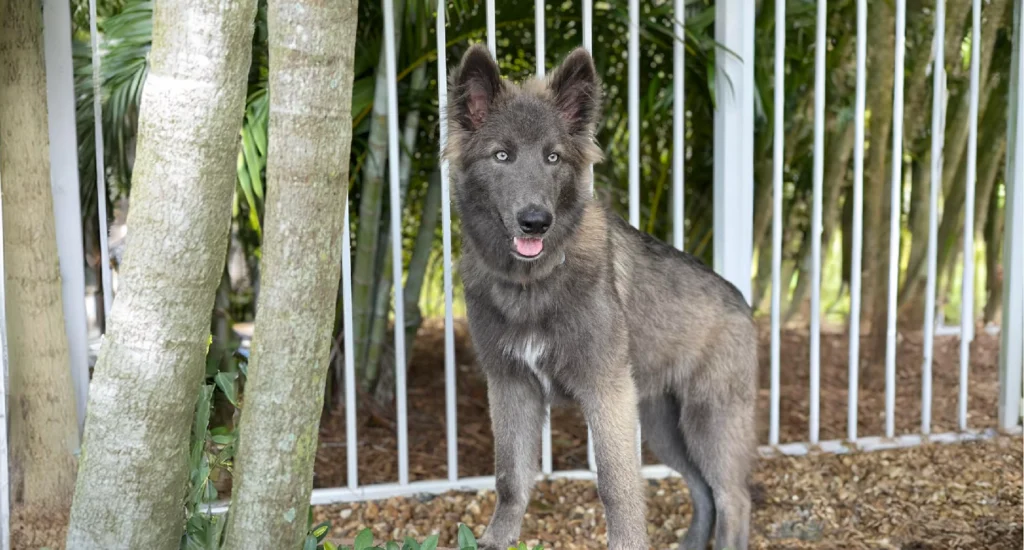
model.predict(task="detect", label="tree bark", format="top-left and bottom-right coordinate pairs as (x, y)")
top-left (222, 1), bottom-right (356, 546)
top-left (65, 0), bottom-right (257, 546)
top-left (783, 120), bottom-right (856, 322)
top-left (901, 0), bottom-right (1010, 314)
top-left (860, 0), bottom-right (897, 358)
top-left (0, 0), bottom-right (81, 512)
top-left (349, 0), bottom-right (406, 387)
top-left (982, 177), bottom-right (1004, 324)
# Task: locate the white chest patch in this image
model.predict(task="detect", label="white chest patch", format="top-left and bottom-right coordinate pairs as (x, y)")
top-left (505, 336), bottom-right (550, 394)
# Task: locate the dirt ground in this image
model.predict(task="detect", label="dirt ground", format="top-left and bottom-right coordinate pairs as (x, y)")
top-left (314, 435), bottom-right (1022, 549)
top-left (12, 319), bottom-right (1021, 549)
top-left (314, 318), bottom-right (1009, 487)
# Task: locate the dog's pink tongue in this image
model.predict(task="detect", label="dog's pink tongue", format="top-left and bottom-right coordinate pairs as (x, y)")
top-left (514, 237), bottom-right (544, 257)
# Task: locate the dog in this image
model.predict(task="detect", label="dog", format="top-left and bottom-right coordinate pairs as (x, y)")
top-left (444, 44), bottom-right (757, 550)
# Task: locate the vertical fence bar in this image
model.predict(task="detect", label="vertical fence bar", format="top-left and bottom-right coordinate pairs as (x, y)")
top-left (437, 1), bottom-right (460, 483)
top-left (769, 0), bottom-right (786, 447)
top-left (628, 0), bottom-right (640, 228)
top-left (672, 0), bottom-right (685, 251)
top-left (583, 0), bottom-right (594, 193)
top-left (959, 0), bottom-right (982, 431)
top-left (535, 0), bottom-right (554, 476)
top-left (341, 205), bottom-right (358, 489)
top-left (922, 0), bottom-right (947, 436)
top-left (486, 0), bottom-right (497, 57)
top-left (584, 0), bottom-right (597, 473)
top-left (848, 0), bottom-right (867, 443)
top-left (884, 0), bottom-right (907, 439)
top-left (809, 0), bottom-right (826, 445)
top-left (382, 0), bottom-right (409, 485)
top-left (43, 0), bottom-right (90, 436)
top-left (88, 0), bottom-right (113, 321)
top-left (628, 0), bottom-right (642, 463)
top-left (998, 0), bottom-right (1024, 431)
top-left (0, 168), bottom-right (11, 550)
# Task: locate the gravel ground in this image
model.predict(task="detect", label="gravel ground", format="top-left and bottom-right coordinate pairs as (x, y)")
top-left (314, 435), bottom-right (1023, 550)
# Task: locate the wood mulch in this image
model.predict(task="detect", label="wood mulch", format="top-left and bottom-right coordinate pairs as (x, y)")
top-left (12, 318), bottom-right (1019, 549)
top-left (315, 434), bottom-right (1023, 549)
top-left (314, 318), bottom-right (1008, 487)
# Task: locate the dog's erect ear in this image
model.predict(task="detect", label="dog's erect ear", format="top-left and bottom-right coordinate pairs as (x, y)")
top-left (450, 44), bottom-right (503, 131)
top-left (548, 47), bottom-right (602, 135)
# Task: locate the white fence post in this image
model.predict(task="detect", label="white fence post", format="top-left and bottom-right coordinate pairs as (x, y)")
top-left (0, 169), bottom-right (11, 550)
top-left (998, 0), bottom-right (1024, 431)
top-left (713, 0), bottom-right (754, 304)
top-left (43, 0), bottom-right (90, 437)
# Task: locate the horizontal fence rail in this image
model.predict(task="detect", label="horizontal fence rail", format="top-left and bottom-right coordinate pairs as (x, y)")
top-left (57, 0), bottom-right (1024, 515)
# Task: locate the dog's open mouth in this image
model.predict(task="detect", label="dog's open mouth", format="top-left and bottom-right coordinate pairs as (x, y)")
top-left (513, 237), bottom-right (544, 258)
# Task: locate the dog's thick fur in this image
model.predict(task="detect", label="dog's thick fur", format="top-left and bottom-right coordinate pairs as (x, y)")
top-left (445, 44), bottom-right (757, 550)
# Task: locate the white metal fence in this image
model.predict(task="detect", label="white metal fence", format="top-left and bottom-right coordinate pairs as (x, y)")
top-left (312, 0), bottom-right (1024, 504)
top-left (2, 0), bottom-right (1021, 524)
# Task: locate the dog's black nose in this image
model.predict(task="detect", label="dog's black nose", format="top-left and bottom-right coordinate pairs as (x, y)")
top-left (517, 208), bottom-right (553, 235)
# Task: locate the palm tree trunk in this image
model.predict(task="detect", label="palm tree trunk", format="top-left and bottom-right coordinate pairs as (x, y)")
top-left (0, 0), bottom-right (81, 513)
top-left (65, 0), bottom-right (257, 546)
top-left (350, 0), bottom-right (406, 387)
top-left (222, 1), bottom-right (356, 546)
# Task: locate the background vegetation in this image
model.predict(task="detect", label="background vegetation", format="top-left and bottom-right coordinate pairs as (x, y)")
top-left (70, 0), bottom-right (1013, 407)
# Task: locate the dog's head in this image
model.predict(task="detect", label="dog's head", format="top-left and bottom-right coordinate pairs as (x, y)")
top-left (445, 44), bottom-right (603, 267)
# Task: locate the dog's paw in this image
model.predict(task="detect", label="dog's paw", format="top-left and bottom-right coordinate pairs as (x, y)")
top-left (476, 536), bottom-right (513, 550)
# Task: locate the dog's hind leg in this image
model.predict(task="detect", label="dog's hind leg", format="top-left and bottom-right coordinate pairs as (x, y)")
top-left (639, 395), bottom-right (716, 550)
top-left (478, 370), bottom-right (546, 550)
top-left (677, 352), bottom-right (756, 549)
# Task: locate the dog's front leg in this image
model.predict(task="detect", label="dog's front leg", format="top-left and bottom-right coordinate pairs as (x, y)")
top-left (478, 371), bottom-right (546, 550)
top-left (581, 374), bottom-right (648, 549)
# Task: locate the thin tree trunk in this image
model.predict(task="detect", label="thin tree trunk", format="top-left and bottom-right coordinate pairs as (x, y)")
top-left (366, 36), bottom-right (431, 398)
top-left (784, 120), bottom-right (855, 322)
top-left (982, 179), bottom-right (1004, 324)
top-left (901, 0), bottom-right (1010, 310)
top-left (0, 0), bottom-right (81, 512)
top-left (861, 0), bottom-right (897, 359)
top-left (65, 0), bottom-right (257, 545)
top-left (403, 170), bottom-right (443, 363)
top-left (350, 0), bottom-right (406, 386)
top-left (222, 1), bottom-right (356, 546)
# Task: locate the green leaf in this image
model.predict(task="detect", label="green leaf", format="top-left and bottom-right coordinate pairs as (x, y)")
top-left (303, 535), bottom-right (318, 550)
top-left (457, 525), bottom-right (477, 550)
top-left (214, 371), bottom-right (239, 407)
top-left (385, 542), bottom-right (401, 550)
top-left (354, 529), bottom-right (374, 550)
top-left (324, 542), bottom-right (339, 550)
top-left (310, 521), bottom-right (331, 542)
top-left (419, 535), bottom-right (438, 550)
top-left (401, 537), bottom-right (421, 550)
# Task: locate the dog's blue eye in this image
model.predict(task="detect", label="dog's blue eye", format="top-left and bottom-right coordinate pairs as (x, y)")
top-left (495, 151), bottom-right (509, 162)
top-left (547, 153), bottom-right (559, 163)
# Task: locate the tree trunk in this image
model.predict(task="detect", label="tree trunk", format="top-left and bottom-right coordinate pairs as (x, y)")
top-left (783, 120), bottom-right (856, 322)
top-left (222, 1), bottom-right (356, 546)
top-left (403, 170), bottom-right (443, 363)
top-left (860, 0), bottom-right (897, 360)
top-left (982, 179), bottom-right (1004, 324)
top-left (0, 0), bottom-right (81, 513)
top-left (65, 0), bottom-right (257, 546)
top-left (349, 0), bottom-right (406, 387)
top-left (901, 0), bottom-right (1010, 312)
top-left (366, 33), bottom-right (430, 399)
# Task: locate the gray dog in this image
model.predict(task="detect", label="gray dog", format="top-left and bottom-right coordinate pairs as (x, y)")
top-left (444, 44), bottom-right (757, 550)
